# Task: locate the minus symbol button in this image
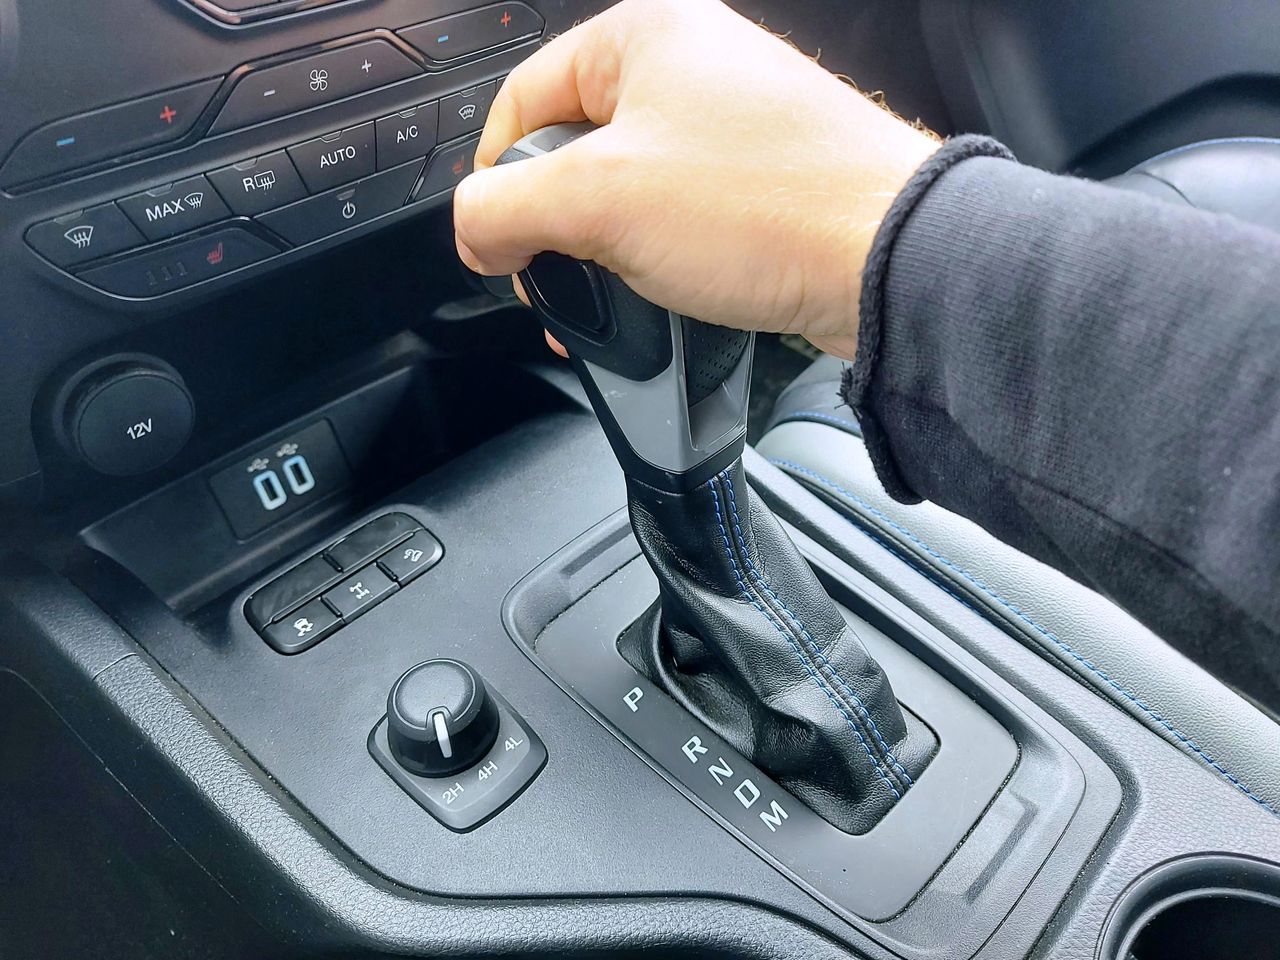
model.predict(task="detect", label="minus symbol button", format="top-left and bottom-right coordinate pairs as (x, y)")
top-left (262, 89), bottom-right (277, 97)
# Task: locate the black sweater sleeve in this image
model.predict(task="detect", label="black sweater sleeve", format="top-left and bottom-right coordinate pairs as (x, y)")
top-left (842, 137), bottom-right (1280, 710)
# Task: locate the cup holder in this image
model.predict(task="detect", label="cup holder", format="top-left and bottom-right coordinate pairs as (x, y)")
top-left (1099, 855), bottom-right (1280, 959)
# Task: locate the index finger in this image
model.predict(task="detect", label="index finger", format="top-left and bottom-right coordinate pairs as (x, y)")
top-left (474, 9), bottom-right (626, 170)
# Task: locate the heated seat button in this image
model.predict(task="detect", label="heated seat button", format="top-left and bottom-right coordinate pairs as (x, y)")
top-left (376, 102), bottom-right (440, 170)
top-left (288, 122), bottom-right (376, 193)
top-left (0, 77), bottom-right (223, 189)
top-left (399, 3), bottom-right (544, 63)
top-left (378, 531), bottom-right (444, 584)
top-left (262, 598), bottom-right (341, 654)
top-left (78, 226), bottom-right (280, 298)
top-left (26, 204), bottom-right (145, 268)
top-left (117, 175), bottom-right (231, 241)
top-left (412, 137), bottom-right (478, 201)
top-left (210, 40), bottom-right (420, 135)
top-left (438, 82), bottom-right (497, 142)
top-left (324, 566), bottom-right (396, 621)
top-left (326, 513), bottom-right (421, 571)
top-left (257, 159), bottom-right (422, 245)
top-left (207, 150), bottom-right (308, 215)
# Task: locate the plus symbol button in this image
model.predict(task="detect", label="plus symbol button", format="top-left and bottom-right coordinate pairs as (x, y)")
top-left (159, 105), bottom-right (177, 125)
top-left (500, 10), bottom-right (512, 27)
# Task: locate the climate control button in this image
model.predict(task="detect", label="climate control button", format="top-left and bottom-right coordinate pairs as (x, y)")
top-left (258, 159), bottom-right (423, 246)
top-left (207, 150), bottom-right (308, 216)
top-left (209, 40), bottom-right (420, 135)
top-left (287, 122), bottom-right (376, 193)
top-left (117, 175), bottom-right (231, 242)
top-left (26, 204), bottom-right (144, 268)
top-left (77, 226), bottom-right (280, 297)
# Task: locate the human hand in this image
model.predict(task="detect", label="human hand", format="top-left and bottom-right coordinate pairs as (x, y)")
top-left (453, 0), bottom-right (937, 359)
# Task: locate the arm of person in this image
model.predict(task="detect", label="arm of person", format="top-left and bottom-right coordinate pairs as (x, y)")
top-left (452, 0), bottom-right (1280, 708)
top-left (847, 143), bottom-right (1280, 710)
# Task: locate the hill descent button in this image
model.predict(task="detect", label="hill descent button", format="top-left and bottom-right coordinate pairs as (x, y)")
top-left (288, 122), bottom-right (376, 192)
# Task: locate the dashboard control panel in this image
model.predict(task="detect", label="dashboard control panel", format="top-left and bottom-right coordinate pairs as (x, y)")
top-left (8, 4), bottom-right (538, 301)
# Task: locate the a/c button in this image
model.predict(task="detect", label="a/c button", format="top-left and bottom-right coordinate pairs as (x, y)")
top-left (376, 102), bottom-right (440, 170)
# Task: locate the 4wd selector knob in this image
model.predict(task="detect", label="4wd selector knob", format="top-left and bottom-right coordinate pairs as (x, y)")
top-left (386, 659), bottom-right (500, 777)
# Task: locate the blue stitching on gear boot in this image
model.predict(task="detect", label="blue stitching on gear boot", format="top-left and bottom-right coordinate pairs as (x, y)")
top-left (722, 471), bottom-right (913, 786)
top-left (706, 476), bottom-right (901, 799)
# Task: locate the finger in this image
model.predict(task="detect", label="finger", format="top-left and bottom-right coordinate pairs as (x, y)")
top-left (475, 9), bottom-right (626, 170)
top-left (545, 330), bottom-right (568, 357)
top-left (454, 132), bottom-right (614, 273)
top-left (512, 274), bottom-right (531, 307)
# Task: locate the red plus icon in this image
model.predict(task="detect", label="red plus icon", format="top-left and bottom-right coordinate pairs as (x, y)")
top-left (159, 105), bottom-right (177, 125)
top-left (500, 10), bottom-right (511, 27)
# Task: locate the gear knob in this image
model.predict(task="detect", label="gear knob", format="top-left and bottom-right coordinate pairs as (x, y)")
top-left (496, 123), bottom-right (755, 492)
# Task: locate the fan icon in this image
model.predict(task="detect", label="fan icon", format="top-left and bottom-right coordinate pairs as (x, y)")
top-left (309, 68), bottom-right (329, 92)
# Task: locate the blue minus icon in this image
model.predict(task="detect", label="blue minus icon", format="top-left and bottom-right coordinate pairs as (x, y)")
top-left (437, 34), bottom-right (449, 43)
top-left (56, 136), bottom-right (76, 148)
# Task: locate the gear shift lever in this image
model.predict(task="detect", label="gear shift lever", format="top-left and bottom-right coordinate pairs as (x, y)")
top-left (497, 125), bottom-right (934, 832)
top-left (499, 123), bottom-right (754, 492)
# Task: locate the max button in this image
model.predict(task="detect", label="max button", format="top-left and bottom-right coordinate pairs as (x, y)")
top-left (117, 175), bottom-right (231, 242)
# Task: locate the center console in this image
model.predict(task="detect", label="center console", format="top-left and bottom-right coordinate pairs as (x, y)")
top-left (4, 3), bottom-right (1280, 959)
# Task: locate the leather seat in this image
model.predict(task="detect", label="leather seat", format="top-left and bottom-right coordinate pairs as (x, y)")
top-left (755, 139), bottom-right (1280, 817)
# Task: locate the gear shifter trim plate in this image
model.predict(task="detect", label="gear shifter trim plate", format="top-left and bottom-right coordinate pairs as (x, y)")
top-left (504, 509), bottom-right (1118, 955)
top-left (534, 554), bottom-right (1021, 921)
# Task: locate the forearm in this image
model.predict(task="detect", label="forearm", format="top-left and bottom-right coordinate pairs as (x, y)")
top-left (845, 141), bottom-right (1280, 706)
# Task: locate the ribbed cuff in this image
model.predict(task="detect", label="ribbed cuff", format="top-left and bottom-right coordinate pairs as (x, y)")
top-left (840, 134), bottom-right (1015, 503)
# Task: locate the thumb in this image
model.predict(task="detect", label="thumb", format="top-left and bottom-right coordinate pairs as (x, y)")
top-left (453, 138), bottom-right (610, 277)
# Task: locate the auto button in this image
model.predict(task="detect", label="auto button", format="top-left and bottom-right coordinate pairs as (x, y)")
top-left (117, 175), bottom-right (231, 242)
top-left (288, 122), bottom-right (376, 193)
